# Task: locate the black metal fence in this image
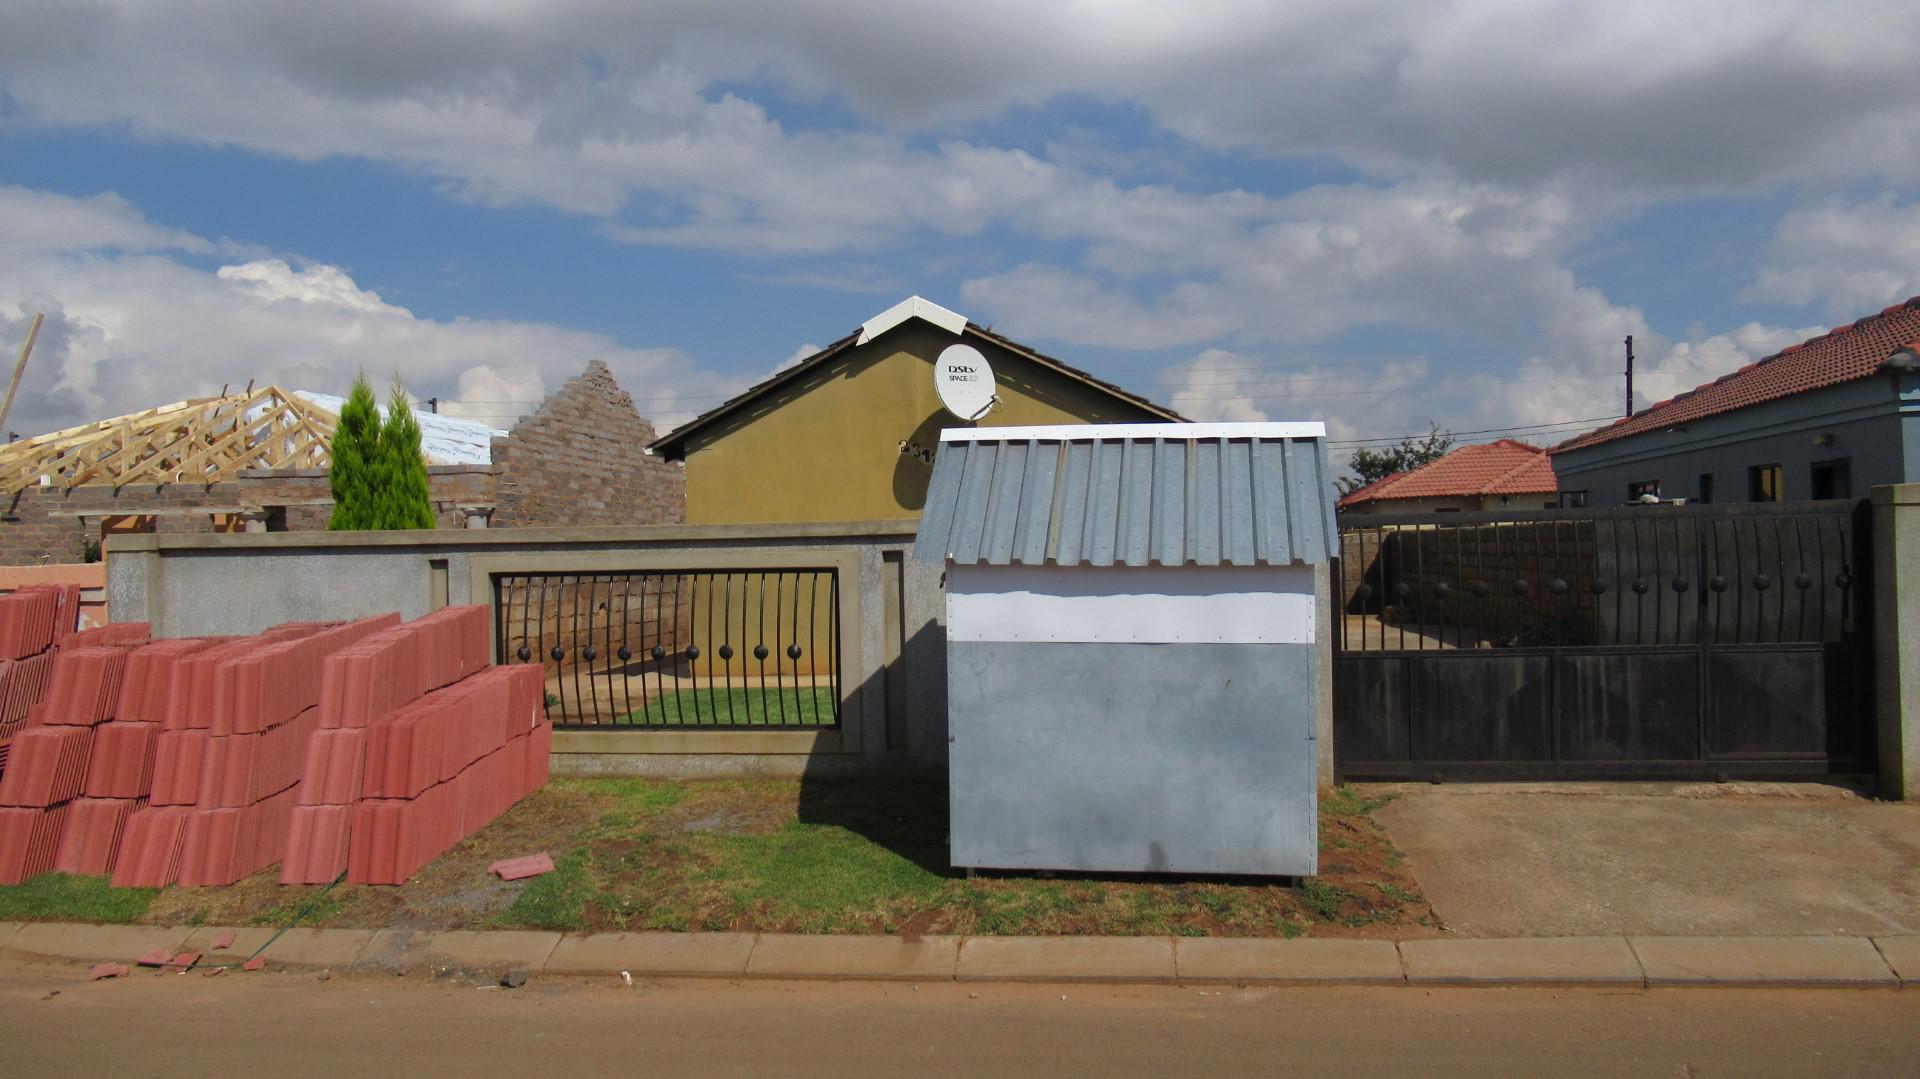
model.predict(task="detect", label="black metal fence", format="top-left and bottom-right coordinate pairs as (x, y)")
top-left (492, 569), bottom-right (841, 730)
top-left (1337, 501), bottom-right (1864, 651)
top-left (1333, 501), bottom-right (1873, 780)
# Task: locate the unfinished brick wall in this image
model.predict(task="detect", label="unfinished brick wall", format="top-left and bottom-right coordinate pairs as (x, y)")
top-left (489, 360), bottom-right (684, 527)
top-left (0, 467), bottom-right (498, 566)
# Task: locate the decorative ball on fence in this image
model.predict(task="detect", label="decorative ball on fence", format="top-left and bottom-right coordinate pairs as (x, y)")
top-left (1631, 579), bottom-right (1649, 594)
top-left (1393, 582), bottom-right (1411, 599)
top-left (1795, 573), bottom-right (1813, 590)
top-left (550, 646), bottom-right (566, 661)
top-left (650, 645), bottom-right (665, 661)
top-left (1433, 581), bottom-right (1451, 597)
top-left (1752, 574), bottom-right (1771, 591)
top-left (718, 644), bottom-right (734, 660)
top-left (753, 644), bottom-right (769, 660)
top-left (1590, 578), bottom-right (1609, 594)
top-left (1355, 584), bottom-right (1374, 600)
top-left (787, 644), bottom-right (803, 660)
top-left (516, 644), bottom-right (532, 662)
top-left (1470, 581), bottom-right (1489, 597)
top-left (1549, 578), bottom-right (1568, 594)
top-left (619, 646), bottom-right (633, 662)
top-left (1671, 578), bottom-right (1689, 593)
top-left (582, 646), bottom-right (597, 661)
top-left (1835, 573), bottom-right (1852, 589)
top-left (1512, 578), bottom-right (1530, 595)
top-left (1710, 576), bottom-right (1727, 592)
top-left (686, 645), bottom-right (701, 660)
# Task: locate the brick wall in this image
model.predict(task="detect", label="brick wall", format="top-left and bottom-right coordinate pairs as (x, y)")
top-left (490, 359), bottom-right (684, 528)
top-left (0, 467), bottom-right (498, 566)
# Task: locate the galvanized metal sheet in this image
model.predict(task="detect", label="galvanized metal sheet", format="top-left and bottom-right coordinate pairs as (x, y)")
top-left (947, 640), bottom-right (1318, 875)
top-left (913, 431), bottom-right (1337, 567)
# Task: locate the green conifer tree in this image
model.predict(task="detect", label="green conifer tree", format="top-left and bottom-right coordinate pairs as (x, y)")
top-left (326, 375), bottom-right (381, 530)
top-left (375, 381), bottom-right (438, 530)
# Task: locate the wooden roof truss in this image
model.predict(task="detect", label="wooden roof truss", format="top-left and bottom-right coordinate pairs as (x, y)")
top-left (0, 386), bottom-right (338, 494)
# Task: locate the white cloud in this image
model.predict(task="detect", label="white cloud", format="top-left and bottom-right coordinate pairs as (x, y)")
top-left (0, 189), bottom-right (736, 437)
top-left (1744, 196), bottom-right (1920, 318)
top-left (1, 1), bottom-right (1915, 260)
top-left (0, 185), bottom-right (213, 257)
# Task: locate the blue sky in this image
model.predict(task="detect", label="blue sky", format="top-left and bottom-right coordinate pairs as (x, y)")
top-left (1, 2), bottom-right (1916, 471)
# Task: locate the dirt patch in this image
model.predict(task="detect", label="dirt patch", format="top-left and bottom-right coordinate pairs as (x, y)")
top-left (141, 783), bottom-right (614, 932)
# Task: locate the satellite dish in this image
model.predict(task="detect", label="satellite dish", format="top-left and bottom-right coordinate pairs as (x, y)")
top-left (934, 344), bottom-right (998, 421)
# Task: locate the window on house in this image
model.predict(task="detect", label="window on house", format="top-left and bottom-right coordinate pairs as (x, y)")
top-left (1810, 459), bottom-right (1851, 500)
top-left (1748, 464), bottom-right (1783, 502)
top-left (1558, 490), bottom-right (1588, 509)
top-left (1697, 473), bottom-right (1714, 504)
top-left (1627, 480), bottom-right (1661, 502)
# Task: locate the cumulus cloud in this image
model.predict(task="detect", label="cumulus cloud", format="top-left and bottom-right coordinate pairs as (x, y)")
top-left (1, 1), bottom-right (1915, 257)
top-left (0, 189), bottom-right (736, 438)
top-left (1744, 196), bottom-right (1920, 318)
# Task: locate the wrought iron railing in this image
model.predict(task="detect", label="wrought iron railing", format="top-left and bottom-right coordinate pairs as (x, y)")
top-left (1336, 501), bottom-right (1866, 652)
top-left (492, 569), bottom-right (841, 729)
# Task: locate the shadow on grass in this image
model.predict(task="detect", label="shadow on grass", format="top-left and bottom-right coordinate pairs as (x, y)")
top-left (794, 773), bottom-right (953, 877)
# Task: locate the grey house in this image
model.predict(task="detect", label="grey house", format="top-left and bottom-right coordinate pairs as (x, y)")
top-left (1551, 297), bottom-right (1920, 505)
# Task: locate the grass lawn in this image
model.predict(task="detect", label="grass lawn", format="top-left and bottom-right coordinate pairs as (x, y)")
top-left (3, 779), bottom-right (1435, 938)
top-left (0, 873), bottom-right (156, 923)
top-left (619, 686), bottom-right (837, 726)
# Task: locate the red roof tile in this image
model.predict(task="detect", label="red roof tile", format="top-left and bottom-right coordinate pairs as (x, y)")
top-left (1555, 297), bottom-right (1920, 454)
top-left (1338, 439), bottom-right (1557, 508)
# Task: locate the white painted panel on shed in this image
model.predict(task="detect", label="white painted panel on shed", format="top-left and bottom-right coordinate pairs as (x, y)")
top-left (946, 563), bottom-right (1315, 645)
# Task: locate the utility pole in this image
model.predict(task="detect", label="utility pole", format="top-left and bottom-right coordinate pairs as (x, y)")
top-left (1624, 334), bottom-right (1636, 418)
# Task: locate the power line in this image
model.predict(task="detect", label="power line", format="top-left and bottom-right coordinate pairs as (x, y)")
top-left (1328, 415), bottom-right (1620, 446)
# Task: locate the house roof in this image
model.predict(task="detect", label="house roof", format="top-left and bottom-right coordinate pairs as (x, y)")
top-left (1554, 296), bottom-right (1920, 455)
top-left (647, 296), bottom-right (1182, 458)
top-left (0, 385), bottom-right (502, 493)
top-left (912, 423), bottom-right (1336, 568)
top-left (1337, 439), bottom-right (1557, 509)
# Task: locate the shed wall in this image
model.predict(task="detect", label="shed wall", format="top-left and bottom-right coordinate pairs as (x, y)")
top-left (948, 641), bottom-right (1318, 875)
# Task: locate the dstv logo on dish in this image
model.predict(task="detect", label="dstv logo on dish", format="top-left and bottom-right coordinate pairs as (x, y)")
top-left (945, 366), bottom-right (980, 381)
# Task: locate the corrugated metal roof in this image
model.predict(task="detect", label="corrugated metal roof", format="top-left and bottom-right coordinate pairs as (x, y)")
top-left (913, 425), bottom-right (1337, 567)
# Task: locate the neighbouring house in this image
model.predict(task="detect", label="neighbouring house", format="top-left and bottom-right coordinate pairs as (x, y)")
top-left (646, 296), bottom-right (1182, 525)
top-left (0, 359), bottom-right (682, 564)
top-left (1551, 297), bottom-right (1920, 506)
top-left (1336, 439), bottom-right (1559, 515)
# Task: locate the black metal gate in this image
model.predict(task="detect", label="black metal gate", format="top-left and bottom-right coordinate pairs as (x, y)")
top-left (1333, 500), bottom-right (1872, 780)
top-left (492, 569), bottom-right (841, 730)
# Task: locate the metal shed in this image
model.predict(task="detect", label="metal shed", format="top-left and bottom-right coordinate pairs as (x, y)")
top-left (913, 422), bottom-right (1338, 877)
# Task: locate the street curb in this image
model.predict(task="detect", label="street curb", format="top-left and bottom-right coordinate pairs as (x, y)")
top-left (0, 924), bottom-right (1909, 988)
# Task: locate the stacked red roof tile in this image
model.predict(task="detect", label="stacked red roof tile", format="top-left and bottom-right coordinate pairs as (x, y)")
top-left (286, 606), bottom-right (548, 886)
top-left (0, 585), bottom-right (86, 783)
top-left (0, 609), bottom-right (150, 883)
top-left (1554, 296), bottom-right (1920, 454)
top-left (1337, 439), bottom-right (1558, 509)
top-left (117, 614), bottom-right (400, 887)
top-left (1, 605), bottom-right (552, 888)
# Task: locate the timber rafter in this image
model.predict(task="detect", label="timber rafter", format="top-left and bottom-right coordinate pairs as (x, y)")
top-left (0, 386), bottom-right (338, 494)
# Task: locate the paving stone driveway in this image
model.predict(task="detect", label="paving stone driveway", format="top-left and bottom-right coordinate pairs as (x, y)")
top-left (1372, 781), bottom-right (1920, 938)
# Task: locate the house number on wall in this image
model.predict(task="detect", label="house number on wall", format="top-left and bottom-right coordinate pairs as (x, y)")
top-left (898, 440), bottom-right (937, 464)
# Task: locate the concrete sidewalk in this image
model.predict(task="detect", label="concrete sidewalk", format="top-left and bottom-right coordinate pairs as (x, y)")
top-left (2, 920), bottom-right (1914, 988)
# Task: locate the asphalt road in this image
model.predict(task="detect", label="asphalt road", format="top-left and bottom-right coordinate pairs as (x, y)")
top-left (1, 958), bottom-right (1915, 1077)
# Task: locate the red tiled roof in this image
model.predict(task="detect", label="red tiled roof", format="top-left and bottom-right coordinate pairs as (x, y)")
top-left (1338, 439), bottom-right (1557, 508)
top-left (1554, 296), bottom-right (1920, 455)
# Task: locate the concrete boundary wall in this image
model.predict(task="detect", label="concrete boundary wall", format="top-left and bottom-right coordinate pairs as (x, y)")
top-left (105, 522), bottom-right (945, 774)
top-left (1874, 484), bottom-right (1920, 799)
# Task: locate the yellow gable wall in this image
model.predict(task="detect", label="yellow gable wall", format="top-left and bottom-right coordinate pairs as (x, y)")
top-left (677, 323), bottom-right (1170, 524)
